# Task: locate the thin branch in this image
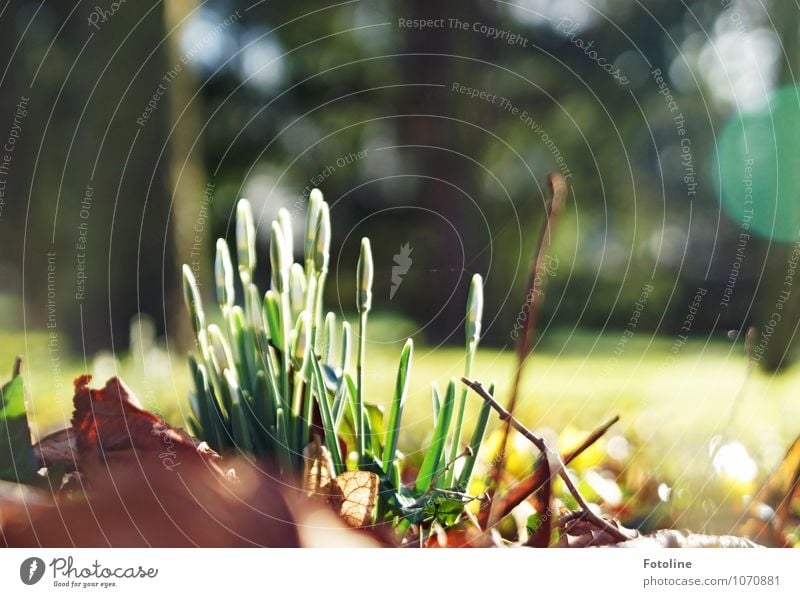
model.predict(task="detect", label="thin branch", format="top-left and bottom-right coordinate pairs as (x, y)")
top-left (478, 414), bottom-right (620, 527)
top-left (509, 173), bottom-right (567, 404)
top-left (462, 377), bottom-right (628, 542)
top-left (564, 415), bottom-right (619, 463)
top-left (490, 173), bottom-right (567, 509)
top-left (554, 509), bottom-right (587, 528)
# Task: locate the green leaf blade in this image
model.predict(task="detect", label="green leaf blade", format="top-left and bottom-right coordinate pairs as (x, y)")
top-left (0, 375), bottom-right (37, 483)
top-left (381, 339), bottom-right (413, 474)
top-left (416, 379), bottom-right (456, 493)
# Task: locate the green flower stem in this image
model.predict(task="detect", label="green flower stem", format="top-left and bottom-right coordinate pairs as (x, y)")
top-left (444, 342), bottom-right (476, 486)
top-left (313, 271), bottom-right (327, 343)
top-left (381, 339), bottom-right (413, 475)
top-left (297, 268), bottom-right (326, 454)
top-left (279, 291), bottom-right (292, 442)
top-left (291, 369), bottom-right (305, 447)
top-left (310, 351), bottom-right (343, 473)
top-left (457, 383), bottom-right (493, 490)
top-left (355, 238), bottom-right (373, 466)
top-left (356, 310), bottom-right (367, 465)
top-left (444, 274), bottom-right (483, 487)
top-left (301, 365), bottom-right (314, 452)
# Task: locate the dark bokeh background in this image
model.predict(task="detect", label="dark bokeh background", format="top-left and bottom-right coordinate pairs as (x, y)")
top-left (1, 0), bottom-right (799, 369)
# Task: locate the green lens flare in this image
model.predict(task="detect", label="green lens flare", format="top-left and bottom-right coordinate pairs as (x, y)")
top-left (717, 85), bottom-right (800, 243)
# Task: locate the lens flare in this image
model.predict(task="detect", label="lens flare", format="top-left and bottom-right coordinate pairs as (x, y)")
top-left (717, 85), bottom-right (800, 243)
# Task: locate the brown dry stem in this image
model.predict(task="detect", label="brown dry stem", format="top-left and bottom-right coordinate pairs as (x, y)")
top-left (463, 377), bottom-right (628, 543)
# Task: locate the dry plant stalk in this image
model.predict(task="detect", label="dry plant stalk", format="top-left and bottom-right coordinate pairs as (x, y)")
top-left (486, 172), bottom-right (567, 525)
top-left (463, 378), bottom-right (629, 543)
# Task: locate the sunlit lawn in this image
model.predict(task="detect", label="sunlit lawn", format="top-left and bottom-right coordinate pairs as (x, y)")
top-left (5, 325), bottom-right (799, 521)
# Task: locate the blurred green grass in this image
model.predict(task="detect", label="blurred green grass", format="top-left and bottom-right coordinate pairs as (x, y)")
top-left (5, 325), bottom-right (798, 481)
top-left (7, 324), bottom-right (799, 536)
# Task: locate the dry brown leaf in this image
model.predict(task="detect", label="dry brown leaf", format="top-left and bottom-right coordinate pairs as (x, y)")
top-left (302, 437), bottom-right (379, 528)
top-left (2, 457), bottom-right (301, 547)
top-left (0, 480), bottom-right (53, 537)
top-left (4, 377), bottom-right (380, 547)
top-left (26, 376), bottom-right (225, 502)
top-left (33, 428), bottom-right (77, 472)
top-left (330, 471), bottom-right (379, 528)
top-left (72, 375), bottom-right (201, 453)
top-left (303, 435), bottom-right (334, 496)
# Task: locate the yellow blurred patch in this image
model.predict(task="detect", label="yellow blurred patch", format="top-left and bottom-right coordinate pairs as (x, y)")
top-left (467, 477), bottom-right (487, 514)
top-left (559, 425), bottom-right (605, 470)
top-left (480, 429), bottom-right (536, 479)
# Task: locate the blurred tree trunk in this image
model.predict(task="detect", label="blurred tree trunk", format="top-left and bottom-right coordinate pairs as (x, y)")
top-left (397, 1), bottom-right (482, 337)
top-left (163, 0), bottom-right (205, 348)
top-left (0, 13), bottom-right (24, 317)
top-left (757, 2), bottom-right (800, 371)
top-left (39, 1), bottom-right (176, 354)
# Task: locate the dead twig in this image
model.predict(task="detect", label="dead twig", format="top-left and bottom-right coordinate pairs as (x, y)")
top-left (488, 173), bottom-right (567, 522)
top-left (554, 509), bottom-right (587, 528)
top-left (463, 377), bottom-right (628, 543)
top-left (478, 414), bottom-right (619, 528)
top-left (565, 416), bottom-right (619, 462)
top-left (509, 173), bottom-right (567, 403)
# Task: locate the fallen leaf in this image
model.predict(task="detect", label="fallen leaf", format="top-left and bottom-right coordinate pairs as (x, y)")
top-left (330, 471), bottom-right (379, 528)
top-left (303, 435), bottom-right (334, 496)
top-left (69, 375), bottom-right (221, 478)
top-left (2, 457), bottom-right (301, 547)
top-left (3, 377), bottom-right (372, 547)
top-left (33, 428), bottom-right (77, 472)
top-left (302, 436), bottom-right (379, 528)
